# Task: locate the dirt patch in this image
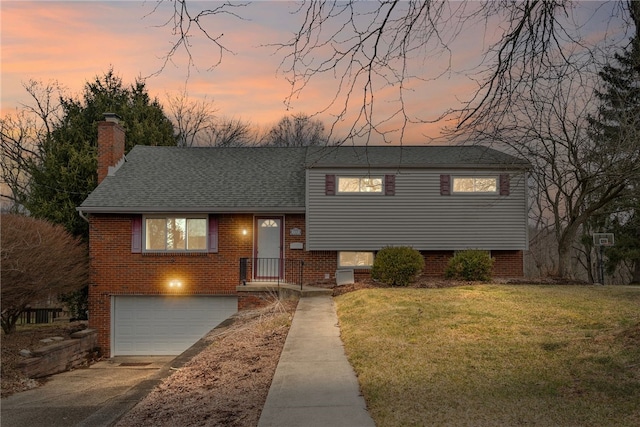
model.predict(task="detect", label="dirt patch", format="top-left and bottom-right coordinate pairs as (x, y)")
top-left (314, 276), bottom-right (496, 296)
top-left (116, 298), bottom-right (298, 427)
top-left (315, 276), bottom-right (593, 297)
top-left (1, 322), bottom-right (88, 398)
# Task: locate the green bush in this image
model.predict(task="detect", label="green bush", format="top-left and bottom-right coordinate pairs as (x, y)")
top-left (372, 246), bottom-right (424, 286)
top-left (445, 250), bottom-right (494, 281)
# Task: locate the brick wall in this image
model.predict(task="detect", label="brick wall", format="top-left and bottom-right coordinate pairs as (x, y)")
top-left (423, 251), bottom-right (455, 276)
top-left (89, 212), bottom-right (523, 355)
top-left (88, 213), bottom-right (254, 355)
top-left (283, 214), bottom-right (337, 284)
top-left (420, 250), bottom-right (524, 277)
top-left (491, 250), bottom-right (524, 277)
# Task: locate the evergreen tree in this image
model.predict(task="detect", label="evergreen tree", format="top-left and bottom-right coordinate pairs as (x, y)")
top-left (587, 1), bottom-right (640, 283)
top-left (24, 69), bottom-right (177, 238)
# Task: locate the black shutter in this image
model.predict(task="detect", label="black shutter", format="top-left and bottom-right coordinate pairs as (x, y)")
top-left (440, 174), bottom-right (451, 195)
top-left (325, 174), bottom-right (336, 195)
top-left (499, 174), bottom-right (510, 196)
top-left (385, 174), bottom-right (396, 195)
top-left (208, 216), bottom-right (219, 253)
top-left (131, 215), bottom-right (142, 253)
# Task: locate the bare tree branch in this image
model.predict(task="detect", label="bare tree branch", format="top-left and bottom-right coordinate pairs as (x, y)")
top-left (165, 90), bottom-right (217, 147)
top-left (0, 80), bottom-right (63, 210)
top-left (145, 0), bottom-right (249, 78)
top-left (260, 113), bottom-right (334, 147)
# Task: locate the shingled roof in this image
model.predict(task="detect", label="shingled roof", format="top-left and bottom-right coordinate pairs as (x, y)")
top-left (80, 146), bottom-right (308, 213)
top-left (79, 144), bottom-right (528, 213)
top-left (305, 145), bottom-right (530, 169)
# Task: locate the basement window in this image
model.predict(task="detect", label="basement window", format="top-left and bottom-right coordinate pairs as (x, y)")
top-left (338, 252), bottom-right (375, 268)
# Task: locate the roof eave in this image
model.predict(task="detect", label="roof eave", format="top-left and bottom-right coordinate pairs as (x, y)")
top-left (77, 206), bottom-right (306, 214)
top-left (306, 163), bottom-right (531, 170)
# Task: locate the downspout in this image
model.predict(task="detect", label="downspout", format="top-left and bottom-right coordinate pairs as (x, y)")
top-left (78, 209), bottom-right (90, 223)
top-left (77, 208), bottom-right (91, 324)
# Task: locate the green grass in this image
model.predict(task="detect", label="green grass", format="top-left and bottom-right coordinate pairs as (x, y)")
top-left (335, 285), bottom-right (640, 426)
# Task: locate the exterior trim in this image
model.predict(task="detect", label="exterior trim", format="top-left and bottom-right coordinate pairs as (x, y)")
top-left (78, 206), bottom-right (306, 214)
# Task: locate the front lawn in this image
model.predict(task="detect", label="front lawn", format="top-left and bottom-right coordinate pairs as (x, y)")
top-left (335, 285), bottom-right (640, 426)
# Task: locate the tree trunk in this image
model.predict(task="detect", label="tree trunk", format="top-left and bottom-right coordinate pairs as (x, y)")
top-left (1, 314), bottom-right (18, 335)
top-left (557, 224), bottom-right (581, 280)
top-left (631, 260), bottom-right (640, 285)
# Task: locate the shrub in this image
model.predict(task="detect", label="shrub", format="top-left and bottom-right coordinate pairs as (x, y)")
top-left (1, 213), bottom-right (88, 334)
top-left (372, 246), bottom-right (424, 286)
top-left (445, 250), bottom-right (494, 281)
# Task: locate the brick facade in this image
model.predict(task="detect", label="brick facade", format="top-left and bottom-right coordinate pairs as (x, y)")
top-left (420, 250), bottom-right (524, 278)
top-left (89, 211), bottom-right (523, 355)
top-left (96, 120), bottom-right (125, 185)
top-left (89, 213), bottom-right (253, 355)
top-left (491, 250), bottom-right (524, 277)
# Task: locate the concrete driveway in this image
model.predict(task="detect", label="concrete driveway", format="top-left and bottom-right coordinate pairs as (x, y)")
top-left (1, 356), bottom-right (174, 427)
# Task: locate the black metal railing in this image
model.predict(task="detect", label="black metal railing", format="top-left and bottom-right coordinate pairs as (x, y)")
top-left (239, 258), bottom-right (304, 289)
top-left (18, 308), bottom-right (65, 325)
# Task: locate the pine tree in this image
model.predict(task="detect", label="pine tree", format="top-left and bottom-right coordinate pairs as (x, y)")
top-left (24, 69), bottom-right (177, 238)
top-left (587, 1), bottom-right (640, 283)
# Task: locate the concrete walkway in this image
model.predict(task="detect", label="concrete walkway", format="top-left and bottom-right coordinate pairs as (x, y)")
top-left (1, 356), bottom-right (174, 427)
top-left (258, 295), bottom-right (376, 427)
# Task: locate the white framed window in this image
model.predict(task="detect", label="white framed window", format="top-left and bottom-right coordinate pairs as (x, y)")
top-left (338, 176), bottom-right (383, 193)
top-left (452, 177), bottom-right (497, 193)
top-left (338, 251), bottom-right (375, 268)
top-left (145, 216), bottom-right (207, 251)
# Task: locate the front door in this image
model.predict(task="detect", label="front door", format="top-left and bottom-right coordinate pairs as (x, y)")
top-left (255, 217), bottom-right (283, 279)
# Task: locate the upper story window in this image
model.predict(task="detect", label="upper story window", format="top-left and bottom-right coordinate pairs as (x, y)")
top-left (452, 177), bottom-right (497, 193)
top-left (338, 251), bottom-right (375, 268)
top-left (145, 216), bottom-right (207, 251)
top-left (338, 176), bottom-right (383, 193)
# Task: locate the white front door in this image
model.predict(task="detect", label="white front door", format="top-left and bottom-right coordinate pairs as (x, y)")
top-left (255, 217), bottom-right (282, 279)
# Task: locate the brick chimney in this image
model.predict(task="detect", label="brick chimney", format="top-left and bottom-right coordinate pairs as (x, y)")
top-left (97, 113), bottom-right (125, 185)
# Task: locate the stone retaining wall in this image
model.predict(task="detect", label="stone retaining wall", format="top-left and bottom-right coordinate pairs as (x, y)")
top-left (17, 329), bottom-right (98, 378)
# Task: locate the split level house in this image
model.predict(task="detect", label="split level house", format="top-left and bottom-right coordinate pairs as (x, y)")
top-left (79, 116), bottom-right (530, 357)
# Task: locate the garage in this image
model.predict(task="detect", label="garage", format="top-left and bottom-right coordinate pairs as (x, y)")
top-left (112, 296), bottom-right (237, 356)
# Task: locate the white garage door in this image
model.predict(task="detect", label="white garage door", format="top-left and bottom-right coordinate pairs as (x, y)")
top-left (113, 296), bottom-right (237, 356)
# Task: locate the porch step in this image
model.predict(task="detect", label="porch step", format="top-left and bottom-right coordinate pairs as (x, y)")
top-left (237, 283), bottom-right (333, 298)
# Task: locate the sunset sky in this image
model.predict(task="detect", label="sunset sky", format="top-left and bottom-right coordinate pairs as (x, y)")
top-left (1, 1), bottom-right (628, 143)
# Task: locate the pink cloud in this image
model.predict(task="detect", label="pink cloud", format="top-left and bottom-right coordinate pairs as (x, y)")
top-left (2, 1), bottom-right (623, 144)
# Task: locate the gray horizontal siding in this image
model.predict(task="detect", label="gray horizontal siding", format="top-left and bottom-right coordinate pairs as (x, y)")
top-left (306, 168), bottom-right (528, 251)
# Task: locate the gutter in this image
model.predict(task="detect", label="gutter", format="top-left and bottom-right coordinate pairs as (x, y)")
top-left (76, 206), bottom-right (307, 214)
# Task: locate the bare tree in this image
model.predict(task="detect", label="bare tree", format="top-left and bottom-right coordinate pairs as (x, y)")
top-left (0, 80), bottom-right (63, 210)
top-left (261, 113), bottom-right (332, 147)
top-left (165, 90), bottom-right (217, 147)
top-left (165, 90), bottom-right (257, 147)
top-left (203, 117), bottom-right (256, 147)
top-left (464, 45), bottom-right (636, 279)
top-left (152, 1), bottom-right (630, 144)
top-left (0, 111), bottom-right (39, 210)
top-left (1, 214), bottom-right (88, 334)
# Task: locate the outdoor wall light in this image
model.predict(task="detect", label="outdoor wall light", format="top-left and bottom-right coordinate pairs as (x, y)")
top-left (169, 280), bottom-right (182, 288)
top-left (242, 229), bottom-right (248, 236)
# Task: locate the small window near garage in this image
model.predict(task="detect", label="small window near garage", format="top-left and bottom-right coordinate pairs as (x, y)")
top-left (338, 177), bottom-right (383, 193)
top-left (144, 216), bottom-right (207, 251)
top-left (338, 251), bottom-right (375, 268)
top-left (452, 177), bottom-right (497, 193)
